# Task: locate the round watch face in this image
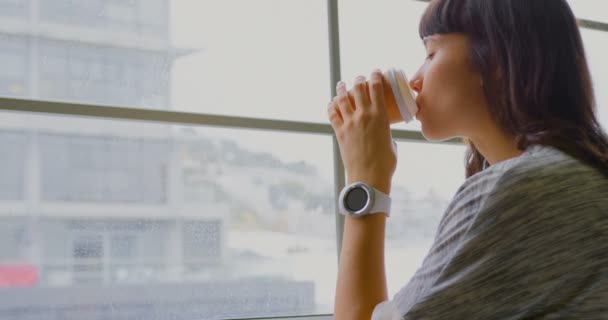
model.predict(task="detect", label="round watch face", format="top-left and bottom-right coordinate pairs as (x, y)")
top-left (345, 186), bottom-right (369, 212)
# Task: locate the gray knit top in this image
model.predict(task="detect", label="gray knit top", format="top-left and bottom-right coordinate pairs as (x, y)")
top-left (372, 144), bottom-right (608, 319)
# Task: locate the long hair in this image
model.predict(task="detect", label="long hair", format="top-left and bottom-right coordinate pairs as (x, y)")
top-left (419, 0), bottom-right (608, 178)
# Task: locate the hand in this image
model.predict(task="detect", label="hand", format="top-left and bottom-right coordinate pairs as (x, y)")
top-left (327, 69), bottom-right (397, 194)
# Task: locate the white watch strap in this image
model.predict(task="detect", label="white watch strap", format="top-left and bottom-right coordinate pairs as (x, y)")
top-left (371, 187), bottom-right (391, 217)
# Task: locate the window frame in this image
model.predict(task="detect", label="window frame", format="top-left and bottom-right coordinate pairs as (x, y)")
top-left (0, 0), bottom-right (605, 319)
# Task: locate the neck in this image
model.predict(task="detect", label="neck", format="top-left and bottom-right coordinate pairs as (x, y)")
top-left (470, 128), bottom-right (523, 166)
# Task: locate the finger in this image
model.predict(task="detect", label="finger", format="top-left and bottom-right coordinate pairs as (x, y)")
top-left (352, 75), bottom-right (371, 113)
top-left (336, 81), bottom-right (355, 120)
top-left (327, 101), bottom-right (343, 127)
top-left (369, 69), bottom-right (386, 114)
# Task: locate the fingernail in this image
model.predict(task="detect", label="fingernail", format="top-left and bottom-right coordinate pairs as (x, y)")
top-left (355, 76), bottom-right (365, 83)
top-left (336, 81), bottom-right (345, 88)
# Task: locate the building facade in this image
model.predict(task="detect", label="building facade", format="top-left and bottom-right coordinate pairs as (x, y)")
top-left (0, 1), bottom-right (315, 318)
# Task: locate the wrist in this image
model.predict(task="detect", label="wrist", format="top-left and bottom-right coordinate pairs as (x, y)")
top-left (347, 177), bottom-right (391, 195)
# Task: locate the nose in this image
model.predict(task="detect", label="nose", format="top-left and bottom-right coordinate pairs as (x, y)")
top-left (409, 73), bottom-right (422, 95)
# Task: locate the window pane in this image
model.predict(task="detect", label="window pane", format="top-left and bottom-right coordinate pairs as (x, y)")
top-left (0, 218), bottom-right (27, 261)
top-left (39, 0), bottom-right (166, 34)
top-left (0, 130), bottom-right (26, 200)
top-left (339, 1), bottom-right (608, 132)
top-left (567, 0), bottom-right (608, 23)
top-left (0, 1), bottom-right (331, 123)
top-left (386, 141), bottom-right (466, 297)
top-left (37, 41), bottom-right (170, 109)
top-left (0, 0), bottom-right (28, 18)
top-left (0, 35), bottom-right (29, 98)
top-left (0, 110), bottom-right (336, 319)
top-left (40, 134), bottom-right (169, 203)
top-left (338, 0), bottom-right (428, 132)
top-left (581, 29), bottom-right (608, 130)
top-left (170, 0), bottom-right (330, 122)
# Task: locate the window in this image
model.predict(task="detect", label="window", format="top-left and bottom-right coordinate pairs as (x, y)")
top-left (0, 130), bottom-right (26, 201)
top-left (39, 41), bottom-right (170, 109)
top-left (36, 0), bottom-right (334, 122)
top-left (0, 1), bottom-right (606, 319)
top-left (386, 141), bottom-right (466, 295)
top-left (104, 0), bottom-right (138, 29)
top-left (141, 0), bottom-right (169, 32)
top-left (0, 36), bottom-right (28, 98)
top-left (41, 0), bottom-right (106, 26)
top-left (580, 29), bottom-right (608, 129)
top-left (182, 220), bottom-right (222, 269)
top-left (0, 0), bottom-right (28, 18)
top-left (40, 0), bottom-right (167, 35)
top-left (110, 234), bottom-right (136, 259)
top-left (0, 111), bottom-right (336, 318)
top-left (40, 133), bottom-right (169, 203)
top-left (73, 234), bottom-right (104, 259)
top-left (566, 0), bottom-right (608, 129)
top-left (338, 0), bottom-right (429, 132)
top-left (72, 233), bottom-right (104, 283)
top-left (0, 218), bottom-right (27, 261)
top-left (567, 0), bottom-right (608, 23)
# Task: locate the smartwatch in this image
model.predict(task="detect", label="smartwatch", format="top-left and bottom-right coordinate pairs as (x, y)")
top-left (338, 182), bottom-right (391, 218)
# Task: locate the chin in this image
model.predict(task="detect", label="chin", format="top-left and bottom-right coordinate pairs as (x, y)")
top-left (419, 121), bottom-right (437, 141)
top-left (420, 123), bottom-right (454, 142)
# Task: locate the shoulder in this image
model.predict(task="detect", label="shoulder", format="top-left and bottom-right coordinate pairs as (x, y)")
top-left (467, 145), bottom-right (608, 245)
top-left (439, 145), bottom-right (570, 229)
top-left (442, 144), bottom-right (608, 237)
top-left (487, 144), bottom-right (608, 207)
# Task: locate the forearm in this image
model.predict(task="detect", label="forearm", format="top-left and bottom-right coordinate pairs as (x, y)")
top-left (334, 190), bottom-right (389, 320)
top-left (329, 69), bottom-right (395, 319)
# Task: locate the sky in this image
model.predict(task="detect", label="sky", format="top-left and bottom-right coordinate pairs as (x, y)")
top-left (166, 0), bottom-right (608, 199)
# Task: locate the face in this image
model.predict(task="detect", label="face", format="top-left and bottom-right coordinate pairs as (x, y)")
top-left (409, 33), bottom-right (490, 141)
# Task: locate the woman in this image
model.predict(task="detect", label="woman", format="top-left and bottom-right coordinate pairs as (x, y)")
top-left (327, 0), bottom-right (608, 319)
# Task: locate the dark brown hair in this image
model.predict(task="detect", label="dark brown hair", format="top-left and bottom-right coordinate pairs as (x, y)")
top-left (419, 0), bottom-right (608, 178)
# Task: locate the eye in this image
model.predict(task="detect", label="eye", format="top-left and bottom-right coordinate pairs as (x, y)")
top-left (426, 52), bottom-right (435, 60)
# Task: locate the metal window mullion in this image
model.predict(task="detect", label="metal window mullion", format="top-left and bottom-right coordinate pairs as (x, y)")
top-left (0, 97), bottom-right (336, 135)
top-left (0, 98), bottom-right (450, 142)
top-left (578, 18), bottom-right (608, 32)
top-left (332, 136), bottom-right (345, 263)
top-left (326, 0), bottom-right (346, 263)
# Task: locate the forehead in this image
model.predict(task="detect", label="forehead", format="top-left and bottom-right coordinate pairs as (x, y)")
top-left (423, 33), bottom-right (469, 49)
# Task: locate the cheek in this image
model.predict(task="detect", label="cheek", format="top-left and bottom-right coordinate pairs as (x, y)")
top-left (423, 66), bottom-right (461, 117)
top-left (419, 63), bottom-right (485, 139)
top-left (426, 61), bottom-right (483, 114)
